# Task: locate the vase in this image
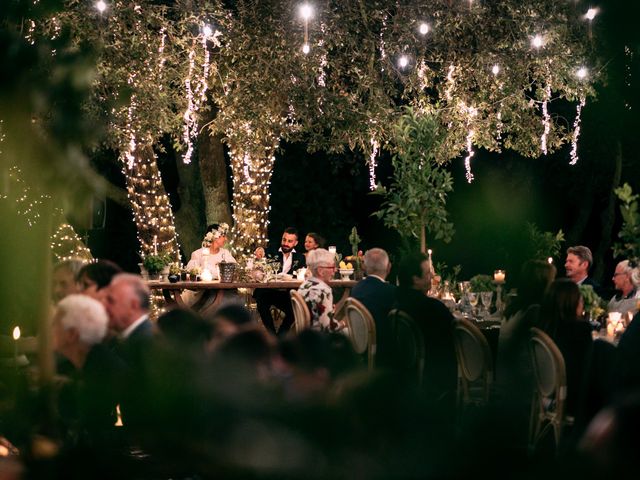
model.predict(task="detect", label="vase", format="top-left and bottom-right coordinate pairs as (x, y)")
top-left (168, 274), bottom-right (180, 283)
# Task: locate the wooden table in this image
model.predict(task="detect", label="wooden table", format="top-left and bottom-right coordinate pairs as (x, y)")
top-left (148, 279), bottom-right (357, 317)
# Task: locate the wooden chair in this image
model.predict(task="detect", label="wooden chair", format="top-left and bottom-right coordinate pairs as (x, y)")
top-left (344, 298), bottom-right (377, 371)
top-left (289, 290), bottom-right (311, 334)
top-left (452, 317), bottom-right (494, 408)
top-left (388, 309), bottom-right (425, 385)
top-left (528, 327), bottom-right (571, 454)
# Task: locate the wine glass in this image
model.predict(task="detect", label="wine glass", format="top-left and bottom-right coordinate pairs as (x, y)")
top-left (467, 292), bottom-right (479, 316)
top-left (480, 291), bottom-right (494, 318)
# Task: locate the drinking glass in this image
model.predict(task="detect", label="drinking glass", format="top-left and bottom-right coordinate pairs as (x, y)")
top-left (480, 291), bottom-right (494, 317)
top-left (467, 292), bottom-right (479, 316)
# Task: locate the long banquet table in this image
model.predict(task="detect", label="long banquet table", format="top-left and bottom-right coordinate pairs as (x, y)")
top-left (147, 279), bottom-right (358, 317)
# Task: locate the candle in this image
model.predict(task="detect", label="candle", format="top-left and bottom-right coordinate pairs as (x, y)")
top-left (494, 270), bottom-right (506, 284)
top-left (608, 312), bottom-right (622, 324)
top-left (12, 326), bottom-right (20, 367)
top-left (607, 323), bottom-right (615, 337)
top-left (296, 267), bottom-right (307, 281)
top-left (328, 246), bottom-right (337, 255)
top-left (547, 257), bottom-right (553, 264)
top-left (201, 269), bottom-right (213, 282)
top-left (153, 235), bottom-right (158, 256)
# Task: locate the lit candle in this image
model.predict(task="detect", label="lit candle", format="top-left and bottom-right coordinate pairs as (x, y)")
top-left (201, 269), bottom-right (213, 282)
top-left (328, 246), bottom-right (337, 255)
top-left (296, 267), bottom-right (307, 281)
top-left (12, 326), bottom-right (20, 368)
top-left (494, 270), bottom-right (506, 284)
top-left (547, 257), bottom-right (553, 264)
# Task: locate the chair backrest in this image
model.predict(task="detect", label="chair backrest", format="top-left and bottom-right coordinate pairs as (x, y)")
top-left (388, 309), bottom-right (425, 384)
top-left (528, 327), bottom-right (569, 453)
top-left (529, 327), bottom-right (567, 402)
top-left (290, 290), bottom-right (311, 334)
top-left (452, 317), bottom-right (494, 404)
top-left (344, 298), bottom-right (377, 370)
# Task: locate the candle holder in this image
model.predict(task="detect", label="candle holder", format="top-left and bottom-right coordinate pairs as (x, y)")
top-left (493, 270), bottom-right (506, 316)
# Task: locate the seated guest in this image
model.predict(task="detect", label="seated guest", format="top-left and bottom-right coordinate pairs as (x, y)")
top-left (608, 260), bottom-right (640, 316)
top-left (540, 279), bottom-right (593, 418)
top-left (209, 303), bottom-right (257, 350)
top-left (298, 248), bottom-right (343, 332)
top-left (186, 223), bottom-right (236, 273)
top-left (303, 232), bottom-right (325, 258)
top-left (254, 227), bottom-right (306, 336)
top-left (494, 259), bottom-right (556, 444)
top-left (350, 248), bottom-right (396, 366)
top-left (76, 259), bottom-right (123, 301)
top-left (52, 258), bottom-right (85, 304)
top-left (565, 245), bottom-right (599, 290)
top-left (157, 308), bottom-right (213, 354)
top-left (395, 252), bottom-right (457, 405)
top-left (53, 294), bottom-right (125, 440)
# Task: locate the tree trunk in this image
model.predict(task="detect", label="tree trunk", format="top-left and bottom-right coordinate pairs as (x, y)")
top-left (123, 143), bottom-right (180, 260)
top-left (594, 140), bottom-right (623, 281)
top-left (174, 152), bottom-right (206, 259)
top-left (420, 221), bottom-right (426, 254)
top-left (228, 141), bottom-right (278, 257)
top-left (199, 131), bottom-right (232, 228)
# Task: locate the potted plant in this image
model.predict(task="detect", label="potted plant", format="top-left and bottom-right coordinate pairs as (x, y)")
top-left (168, 263), bottom-right (181, 283)
top-left (188, 267), bottom-right (202, 281)
top-left (143, 254), bottom-right (169, 280)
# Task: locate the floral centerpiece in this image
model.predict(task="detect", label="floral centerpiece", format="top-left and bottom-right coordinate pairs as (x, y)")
top-left (143, 254), bottom-right (171, 276)
top-left (469, 274), bottom-right (495, 293)
top-left (579, 284), bottom-right (605, 322)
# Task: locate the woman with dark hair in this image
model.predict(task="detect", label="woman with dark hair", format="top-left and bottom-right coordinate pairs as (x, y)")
top-left (304, 232), bottom-right (326, 255)
top-left (76, 260), bottom-right (123, 300)
top-left (494, 260), bottom-right (556, 445)
top-left (540, 279), bottom-right (593, 417)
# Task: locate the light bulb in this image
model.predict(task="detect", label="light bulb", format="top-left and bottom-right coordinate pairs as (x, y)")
top-left (302, 43), bottom-right (310, 54)
top-left (419, 23), bottom-right (430, 35)
top-left (202, 24), bottom-right (213, 37)
top-left (95, 0), bottom-right (107, 13)
top-left (492, 64), bottom-right (500, 75)
top-left (576, 66), bottom-right (588, 80)
top-left (13, 326), bottom-right (20, 340)
top-left (398, 55), bottom-right (409, 68)
top-left (299, 3), bottom-right (313, 20)
top-left (585, 8), bottom-right (598, 21)
top-left (531, 34), bottom-right (544, 49)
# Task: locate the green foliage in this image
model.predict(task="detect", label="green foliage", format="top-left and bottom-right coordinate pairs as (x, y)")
top-left (469, 274), bottom-right (495, 293)
top-left (579, 284), bottom-right (604, 315)
top-left (143, 254), bottom-right (170, 274)
top-left (525, 223), bottom-right (565, 261)
top-left (613, 183), bottom-right (640, 263)
top-left (373, 108), bottom-right (454, 245)
top-left (435, 261), bottom-right (462, 288)
top-left (348, 227), bottom-right (361, 258)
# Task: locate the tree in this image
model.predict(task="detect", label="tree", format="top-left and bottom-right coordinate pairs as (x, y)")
top-left (373, 108), bottom-right (453, 252)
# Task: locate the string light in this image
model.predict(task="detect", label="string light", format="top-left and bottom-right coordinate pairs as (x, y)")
top-left (584, 7), bottom-right (599, 21)
top-left (570, 96), bottom-right (586, 165)
top-left (299, 3), bottom-right (313, 54)
top-left (51, 222), bottom-right (93, 263)
top-left (369, 137), bottom-right (379, 190)
top-left (531, 34), bottom-right (544, 49)
top-left (302, 43), bottom-right (310, 54)
top-left (576, 66), bottom-right (588, 80)
top-left (419, 22), bottom-right (430, 35)
top-left (462, 104), bottom-right (477, 183)
top-left (398, 55), bottom-right (409, 69)
top-left (95, 1), bottom-right (107, 13)
top-left (492, 64), bottom-right (500, 75)
top-left (540, 84), bottom-right (551, 155)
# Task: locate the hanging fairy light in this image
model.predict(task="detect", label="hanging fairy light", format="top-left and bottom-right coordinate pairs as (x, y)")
top-left (299, 3), bottom-right (313, 54)
top-left (531, 34), bottom-right (544, 49)
top-left (570, 96), bottom-right (586, 165)
top-left (576, 66), bottom-right (588, 80)
top-left (95, 0), bottom-right (107, 13)
top-left (463, 105), bottom-right (478, 183)
top-left (369, 137), bottom-right (379, 191)
top-left (584, 7), bottom-right (599, 38)
top-left (398, 55), bottom-right (409, 69)
top-left (540, 84), bottom-right (551, 155)
top-left (491, 64), bottom-right (500, 76)
top-left (419, 22), bottom-right (430, 35)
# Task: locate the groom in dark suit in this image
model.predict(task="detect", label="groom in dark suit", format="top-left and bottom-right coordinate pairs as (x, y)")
top-left (254, 227), bottom-right (306, 336)
top-left (350, 248), bottom-right (396, 366)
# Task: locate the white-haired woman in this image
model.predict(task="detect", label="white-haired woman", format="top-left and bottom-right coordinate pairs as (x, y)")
top-left (297, 248), bottom-right (344, 332)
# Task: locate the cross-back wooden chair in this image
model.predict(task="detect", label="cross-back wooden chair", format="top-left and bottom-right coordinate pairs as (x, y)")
top-left (528, 327), bottom-right (571, 455)
top-left (388, 309), bottom-right (425, 385)
top-left (289, 290), bottom-right (311, 334)
top-left (452, 317), bottom-right (494, 408)
top-left (344, 298), bottom-right (377, 371)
